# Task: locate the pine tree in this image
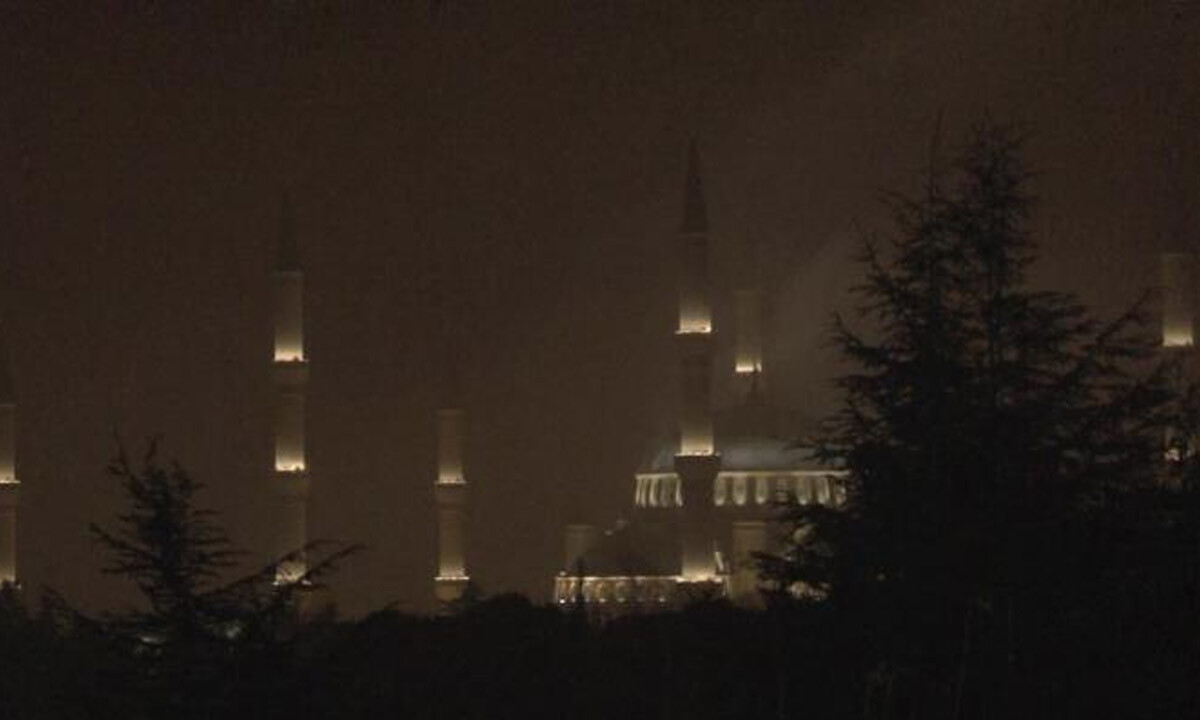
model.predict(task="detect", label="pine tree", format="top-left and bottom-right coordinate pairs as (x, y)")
top-left (91, 441), bottom-right (243, 647)
top-left (763, 126), bottom-right (1175, 718)
top-left (85, 440), bottom-right (356, 718)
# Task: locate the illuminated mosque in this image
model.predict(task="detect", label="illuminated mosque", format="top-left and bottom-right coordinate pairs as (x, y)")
top-left (0, 142), bottom-right (840, 608)
top-left (551, 144), bottom-right (843, 612)
top-left (0, 147), bottom-right (1193, 618)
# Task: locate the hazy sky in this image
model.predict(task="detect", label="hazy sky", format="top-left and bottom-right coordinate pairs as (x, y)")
top-left (1, 1), bottom-right (1197, 614)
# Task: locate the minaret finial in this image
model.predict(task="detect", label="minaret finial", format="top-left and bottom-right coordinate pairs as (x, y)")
top-left (277, 189), bottom-right (300, 272)
top-left (680, 140), bottom-right (707, 234)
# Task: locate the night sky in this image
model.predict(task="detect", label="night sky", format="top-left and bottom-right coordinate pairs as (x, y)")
top-left (1, 1), bottom-right (1197, 615)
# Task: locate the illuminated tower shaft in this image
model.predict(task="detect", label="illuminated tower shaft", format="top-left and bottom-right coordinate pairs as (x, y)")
top-left (1162, 252), bottom-right (1194, 348)
top-left (435, 408), bottom-right (470, 604)
top-left (272, 208), bottom-right (310, 584)
top-left (676, 141), bottom-right (715, 456)
top-left (673, 141), bottom-right (721, 580)
top-left (0, 353), bottom-right (16, 587)
top-left (1161, 251), bottom-right (1197, 471)
top-left (733, 287), bottom-right (764, 396)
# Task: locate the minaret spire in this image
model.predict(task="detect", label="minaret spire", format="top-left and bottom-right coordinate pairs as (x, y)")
top-left (271, 195), bottom-right (310, 585)
top-left (0, 320), bottom-right (18, 589)
top-left (672, 139), bottom-right (721, 583)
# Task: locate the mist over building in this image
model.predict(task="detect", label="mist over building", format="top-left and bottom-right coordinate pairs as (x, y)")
top-left (0, 2), bottom-right (1195, 615)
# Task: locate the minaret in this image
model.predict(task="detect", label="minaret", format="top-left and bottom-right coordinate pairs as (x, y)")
top-left (1161, 250), bottom-right (1196, 472)
top-left (434, 407), bottom-right (470, 605)
top-left (732, 237), bottom-right (765, 397)
top-left (733, 286), bottom-right (764, 398)
top-left (0, 325), bottom-right (17, 589)
top-left (1162, 251), bottom-right (1194, 349)
top-left (272, 199), bottom-right (310, 584)
top-left (673, 141), bottom-right (722, 582)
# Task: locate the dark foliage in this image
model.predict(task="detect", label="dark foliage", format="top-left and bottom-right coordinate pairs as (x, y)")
top-left (3, 131), bottom-right (1200, 719)
top-left (34, 440), bottom-right (357, 719)
top-left (760, 126), bottom-right (1200, 718)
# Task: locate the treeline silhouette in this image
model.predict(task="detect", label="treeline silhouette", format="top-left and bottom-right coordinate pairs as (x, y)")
top-left (2, 126), bottom-right (1199, 719)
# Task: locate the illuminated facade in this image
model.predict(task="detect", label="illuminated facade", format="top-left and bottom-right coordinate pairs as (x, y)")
top-left (272, 206), bottom-right (311, 585)
top-left (555, 142), bottom-right (844, 613)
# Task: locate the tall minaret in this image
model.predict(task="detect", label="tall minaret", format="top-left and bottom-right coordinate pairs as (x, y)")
top-left (272, 199), bottom-right (310, 584)
top-left (1161, 250), bottom-right (1196, 472)
top-left (673, 141), bottom-right (722, 582)
top-left (0, 325), bottom-right (17, 589)
top-left (1162, 251), bottom-right (1194, 349)
top-left (434, 407), bottom-right (470, 605)
top-left (732, 232), bottom-right (765, 397)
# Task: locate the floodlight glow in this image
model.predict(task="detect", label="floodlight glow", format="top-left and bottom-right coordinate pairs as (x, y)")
top-left (1162, 331), bottom-right (1194, 348)
top-left (273, 348), bottom-right (306, 362)
top-left (1161, 253), bottom-right (1194, 348)
top-left (274, 561), bottom-right (306, 586)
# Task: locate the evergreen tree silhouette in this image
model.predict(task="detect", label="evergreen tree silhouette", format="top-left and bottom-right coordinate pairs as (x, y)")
top-left (85, 439), bottom-right (356, 718)
top-left (762, 125), bottom-right (1178, 718)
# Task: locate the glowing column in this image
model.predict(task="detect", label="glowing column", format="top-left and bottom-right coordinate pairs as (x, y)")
top-left (0, 384), bottom-right (16, 588)
top-left (733, 287), bottom-right (764, 396)
top-left (677, 143), bottom-right (713, 338)
top-left (676, 141), bottom-right (716, 456)
top-left (673, 141), bottom-right (721, 581)
top-left (1162, 252), bottom-right (1194, 348)
top-left (272, 208), bottom-right (309, 585)
top-left (435, 408), bottom-right (470, 604)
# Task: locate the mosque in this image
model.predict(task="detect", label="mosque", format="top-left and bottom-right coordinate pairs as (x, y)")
top-left (551, 144), bottom-right (844, 613)
top-left (0, 146), bottom-right (1192, 617)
